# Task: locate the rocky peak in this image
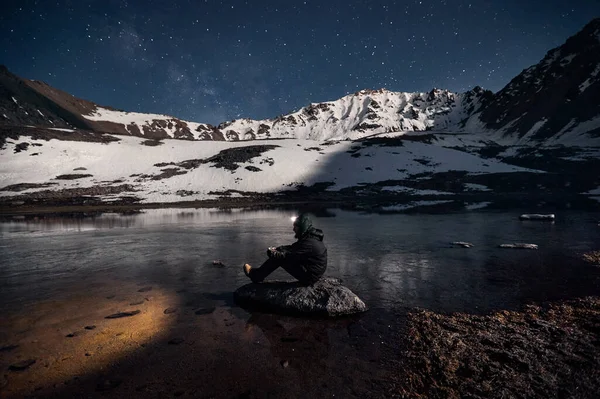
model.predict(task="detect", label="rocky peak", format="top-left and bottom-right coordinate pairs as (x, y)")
top-left (477, 18), bottom-right (600, 142)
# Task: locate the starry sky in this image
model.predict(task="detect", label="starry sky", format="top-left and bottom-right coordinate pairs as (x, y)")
top-left (2, 0), bottom-right (599, 125)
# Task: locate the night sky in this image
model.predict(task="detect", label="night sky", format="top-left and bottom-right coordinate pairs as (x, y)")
top-left (2, 1), bottom-right (599, 125)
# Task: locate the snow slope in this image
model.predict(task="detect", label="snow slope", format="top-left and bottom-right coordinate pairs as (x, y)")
top-left (0, 134), bottom-right (536, 204)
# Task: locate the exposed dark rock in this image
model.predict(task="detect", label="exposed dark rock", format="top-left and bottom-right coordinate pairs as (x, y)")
top-left (245, 165), bottom-right (262, 172)
top-left (205, 145), bottom-right (279, 171)
top-left (9, 359), bottom-right (36, 371)
top-left (0, 182), bottom-right (58, 192)
top-left (65, 331), bottom-right (82, 338)
top-left (163, 307), bottom-right (177, 314)
top-left (14, 142), bottom-right (29, 153)
top-left (141, 139), bottom-right (163, 146)
top-left (105, 310), bottom-right (141, 319)
top-left (168, 338), bottom-right (185, 345)
top-left (84, 325), bottom-right (96, 330)
top-left (234, 278), bottom-right (367, 317)
top-left (54, 174), bottom-right (93, 180)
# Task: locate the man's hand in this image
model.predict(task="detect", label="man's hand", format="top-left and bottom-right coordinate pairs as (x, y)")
top-left (267, 247), bottom-right (277, 258)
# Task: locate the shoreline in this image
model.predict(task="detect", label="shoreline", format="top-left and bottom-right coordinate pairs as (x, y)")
top-left (1, 192), bottom-right (599, 217)
top-left (2, 292), bottom-right (599, 398)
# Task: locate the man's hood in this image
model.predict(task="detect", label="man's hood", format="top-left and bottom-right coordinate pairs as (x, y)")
top-left (305, 227), bottom-right (324, 241)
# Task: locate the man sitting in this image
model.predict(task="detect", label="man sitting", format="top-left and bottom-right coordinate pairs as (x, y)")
top-left (243, 213), bottom-right (327, 285)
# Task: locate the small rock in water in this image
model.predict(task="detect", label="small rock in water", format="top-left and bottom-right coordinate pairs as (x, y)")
top-left (105, 310), bottom-right (141, 319)
top-left (9, 359), bottom-right (36, 371)
top-left (65, 331), bottom-right (81, 338)
top-left (168, 338), bottom-right (185, 345)
top-left (130, 300), bottom-right (145, 306)
top-left (451, 241), bottom-right (474, 248)
top-left (84, 325), bottom-right (96, 330)
top-left (164, 307), bottom-right (178, 314)
top-left (138, 286), bottom-right (152, 292)
top-left (195, 306), bottom-right (216, 315)
top-left (519, 214), bottom-right (555, 221)
top-left (0, 344), bottom-right (19, 352)
top-left (499, 243), bottom-right (539, 250)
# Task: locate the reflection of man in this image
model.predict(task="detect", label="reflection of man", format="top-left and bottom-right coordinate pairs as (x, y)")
top-left (245, 313), bottom-right (331, 370)
top-left (243, 214), bottom-right (327, 285)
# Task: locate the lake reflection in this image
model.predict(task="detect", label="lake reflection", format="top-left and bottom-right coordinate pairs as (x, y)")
top-left (1, 208), bottom-right (599, 314)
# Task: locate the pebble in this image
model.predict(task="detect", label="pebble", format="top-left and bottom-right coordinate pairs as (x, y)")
top-left (164, 307), bottom-right (178, 314)
top-left (65, 332), bottom-right (81, 338)
top-left (499, 243), bottom-right (539, 250)
top-left (9, 359), bottom-right (36, 371)
top-left (281, 360), bottom-right (289, 368)
top-left (105, 310), bottom-right (141, 319)
top-left (168, 338), bottom-right (185, 345)
top-left (130, 300), bottom-right (145, 305)
top-left (451, 241), bottom-right (474, 248)
top-left (84, 325), bottom-right (96, 330)
top-left (0, 344), bottom-right (19, 352)
top-left (106, 295), bottom-right (116, 299)
top-left (138, 286), bottom-right (153, 292)
top-left (195, 307), bottom-right (216, 315)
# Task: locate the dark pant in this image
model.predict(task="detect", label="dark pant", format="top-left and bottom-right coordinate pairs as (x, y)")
top-left (250, 257), bottom-right (313, 285)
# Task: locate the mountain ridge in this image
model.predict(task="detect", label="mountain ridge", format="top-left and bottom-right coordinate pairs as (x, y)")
top-left (1, 18), bottom-right (599, 146)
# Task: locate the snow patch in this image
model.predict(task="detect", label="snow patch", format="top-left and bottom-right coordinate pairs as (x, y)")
top-left (465, 202), bottom-right (491, 210)
top-left (48, 128), bottom-right (76, 132)
top-left (0, 136), bottom-right (539, 204)
top-left (560, 54), bottom-right (576, 64)
top-left (579, 64), bottom-right (600, 93)
top-left (464, 183), bottom-right (491, 191)
top-left (37, 109), bottom-right (44, 117)
top-left (519, 118), bottom-right (548, 142)
top-left (11, 97), bottom-right (18, 104)
top-left (380, 200), bottom-right (453, 212)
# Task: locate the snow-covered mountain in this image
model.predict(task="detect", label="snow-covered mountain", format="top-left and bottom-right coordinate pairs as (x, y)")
top-left (476, 17), bottom-right (600, 145)
top-left (1, 19), bottom-right (600, 210)
top-left (0, 65), bottom-right (214, 140)
top-left (214, 87), bottom-right (492, 141)
top-left (1, 18), bottom-right (600, 146)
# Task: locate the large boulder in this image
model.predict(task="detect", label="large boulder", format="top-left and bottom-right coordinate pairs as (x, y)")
top-left (234, 278), bottom-right (367, 317)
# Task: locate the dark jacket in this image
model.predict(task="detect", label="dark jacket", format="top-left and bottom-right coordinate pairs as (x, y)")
top-left (270, 227), bottom-right (327, 283)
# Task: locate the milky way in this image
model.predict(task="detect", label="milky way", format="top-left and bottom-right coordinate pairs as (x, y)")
top-left (2, 0), bottom-right (599, 124)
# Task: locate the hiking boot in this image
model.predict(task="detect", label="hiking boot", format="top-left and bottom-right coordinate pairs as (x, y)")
top-left (243, 263), bottom-right (253, 279)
